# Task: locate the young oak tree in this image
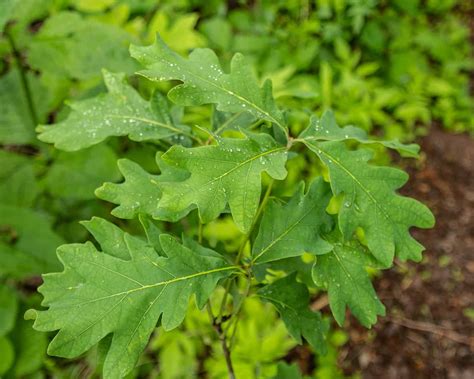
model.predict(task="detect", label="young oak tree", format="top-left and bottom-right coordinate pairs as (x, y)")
top-left (27, 37), bottom-right (434, 378)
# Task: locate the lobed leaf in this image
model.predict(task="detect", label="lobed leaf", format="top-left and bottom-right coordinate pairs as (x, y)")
top-left (301, 140), bottom-right (434, 266)
top-left (37, 70), bottom-right (190, 151)
top-left (155, 133), bottom-right (288, 232)
top-left (95, 159), bottom-right (162, 219)
top-left (258, 273), bottom-right (328, 354)
top-left (252, 178), bottom-right (333, 264)
top-left (300, 110), bottom-right (420, 157)
top-left (312, 239), bottom-right (385, 327)
top-left (27, 220), bottom-right (236, 379)
top-left (130, 36), bottom-right (287, 135)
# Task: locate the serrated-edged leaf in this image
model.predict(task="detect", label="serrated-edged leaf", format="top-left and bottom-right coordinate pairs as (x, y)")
top-left (312, 240), bottom-right (385, 327)
top-left (37, 70), bottom-right (190, 151)
top-left (252, 178), bottom-right (333, 264)
top-left (300, 111), bottom-right (420, 157)
top-left (130, 36), bottom-right (287, 135)
top-left (28, 229), bottom-right (237, 379)
top-left (302, 140), bottom-right (434, 266)
top-left (258, 273), bottom-right (328, 354)
top-left (156, 133), bottom-right (288, 232)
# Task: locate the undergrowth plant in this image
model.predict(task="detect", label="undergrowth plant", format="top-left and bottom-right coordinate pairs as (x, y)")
top-left (26, 37), bottom-right (435, 379)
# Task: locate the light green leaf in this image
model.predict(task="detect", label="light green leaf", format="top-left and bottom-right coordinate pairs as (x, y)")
top-left (146, 11), bottom-right (205, 53)
top-left (301, 140), bottom-right (434, 266)
top-left (0, 285), bottom-right (18, 337)
top-left (130, 36), bottom-right (287, 135)
top-left (258, 273), bottom-right (328, 354)
top-left (312, 239), bottom-right (385, 327)
top-left (96, 159), bottom-right (162, 219)
top-left (44, 144), bottom-right (120, 200)
top-left (28, 223), bottom-right (237, 378)
top-left (81, 217), bottom-right (129, 260)
top-left (300, 110), bottom-right (420, 157)
top-left (252, 179), bottom-right (333, 264)
top-left (156, 133), bottom-right (288, 232)
top-left (37, 70), bottom-right (190, 151)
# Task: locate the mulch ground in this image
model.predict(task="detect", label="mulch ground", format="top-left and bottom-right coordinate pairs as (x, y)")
top-left (340, 127), bottom-right (474, 378)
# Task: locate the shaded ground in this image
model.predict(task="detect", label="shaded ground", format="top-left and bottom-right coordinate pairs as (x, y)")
top-left (340, 127), bottom-right (474, 378)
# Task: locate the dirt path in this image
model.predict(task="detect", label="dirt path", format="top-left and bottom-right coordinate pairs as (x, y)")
top-left (341, 127), bottom-right (474, 378)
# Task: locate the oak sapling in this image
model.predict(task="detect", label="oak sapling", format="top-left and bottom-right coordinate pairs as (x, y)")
top-left (29, 37), bottom-right (434, 379)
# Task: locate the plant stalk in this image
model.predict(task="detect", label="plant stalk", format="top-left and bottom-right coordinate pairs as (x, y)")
top-left (5, 26), bottom-right (38, 126)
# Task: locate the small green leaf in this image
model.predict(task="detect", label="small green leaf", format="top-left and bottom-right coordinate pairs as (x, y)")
top-left (95, 159), bottom-right (162, 219)
top-left (301, 140), bottom-right (434, 266)
top-left (312, 239), bottom-right (385, 327)
top-left (130, 36), bottom-right (287, 135)
top-left (252, 178), bottom-right (333, 264)
top-left (258, 273), bottom-right (328, 354)
top-left (29, 222), bottom-right (236, 378)
top-left (156, 133), bottom-right (288, 232)
top-left (300, 111), bottom-right (420, 157)
top-left (37, 70), bottom-right (190, 151)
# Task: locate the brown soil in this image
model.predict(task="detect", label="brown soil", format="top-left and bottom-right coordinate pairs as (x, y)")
top-left (341, 127), bottom-right (474, 379)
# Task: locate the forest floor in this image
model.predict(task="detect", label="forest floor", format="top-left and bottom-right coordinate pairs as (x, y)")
top-left (340, 127), bottom-right (474, 378)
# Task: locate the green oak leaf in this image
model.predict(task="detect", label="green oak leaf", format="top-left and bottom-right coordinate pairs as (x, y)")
top-left (156, 133), bottom-right (288, 232)
top-left (95, 159), bottom-right (162, 219)
top-left (37, 70), bottom-right (190, 151)
top-left (130, 36), bottom-right (287, 135)
top-left (95, 156), bottom-right (188, 220)
top-left (27, 223), bottom-right (237, 379)
top-left (252, 178), bottom-right (333, 264)
top-left (301, 140), bottom-right (434, 266)
top-left (312, 239), bottom-right (385, 328)
top-left (81, 217), bottom-right (130, 260)
top-left (258, 273), bottom-right (328, 354)
top-left (300, 110), bottom-right (420, 157)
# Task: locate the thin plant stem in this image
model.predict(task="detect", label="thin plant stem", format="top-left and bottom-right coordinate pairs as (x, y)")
top-left (5, 26), bottom-right (38, 126)
top-left (206, 300), bottom-right (236, 379)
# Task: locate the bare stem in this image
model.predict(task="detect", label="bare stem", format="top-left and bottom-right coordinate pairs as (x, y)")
top-left (206, 301), bottom-right (236, 379)
top-left (5, 25), bottom-right (38, 126)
